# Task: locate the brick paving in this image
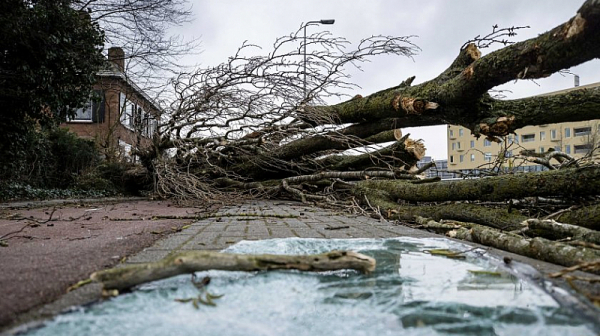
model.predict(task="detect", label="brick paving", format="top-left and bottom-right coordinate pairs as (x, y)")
top-left (125, 200), bottom-right (431, 264)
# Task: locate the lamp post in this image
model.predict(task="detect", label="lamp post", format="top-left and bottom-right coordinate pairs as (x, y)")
top-left (303, 19), bottom-right (335, 99)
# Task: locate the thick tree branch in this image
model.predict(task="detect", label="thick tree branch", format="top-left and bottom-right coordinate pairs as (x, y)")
top-left (357, 166), bottom-right (600, 203)
top-left (91, 250), bottom-right (376, 291)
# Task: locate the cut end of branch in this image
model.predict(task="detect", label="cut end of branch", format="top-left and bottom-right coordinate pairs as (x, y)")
top-left (394, 97), bottom-right (440, 114)
top-left (565, 13), bottom-right (586, 39)
top-left (464, 43), bottom-right (482, 61)
top-left (405, 138), bottom-right (426, 160)
top-left (393, 129), bottom-right (403, 140)
top-left (478, 116), bottom-right (515, 136)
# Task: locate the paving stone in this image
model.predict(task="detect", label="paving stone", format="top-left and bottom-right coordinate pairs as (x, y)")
top-left (126, 249), bottom-right (171, 263)
top-left (215, 237), bottom-right (246, 247)
top-left (267, 228), bottom-right (297, 238)
top-left (290, 229), bottom-right (324, 238)
top-left (317, 229), bottom-right (353, 239)
top-left (146, 234), bottom-right (195, 250)
top-left (246, 226), bottom-right (269, 236)
top-left (180, 242), bottom-right (226, 251)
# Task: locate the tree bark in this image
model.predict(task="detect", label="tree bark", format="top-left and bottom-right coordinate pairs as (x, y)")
top-left (317, 136), bottom-right (425, 172)
top-left (357, 166), bottom-right (600, 203)
top-left (352, 185), bottom-right (527, 230)
top-left (272, 118), bottom-right (403, 162)
top-left (554, 204), bottom-right (600, 230)
top-left (449, 222), bottom-right (600, 273)
top-left (91, 250), bottom-right (376, 291)
top-left (522, 219), bottom-right (600, 244)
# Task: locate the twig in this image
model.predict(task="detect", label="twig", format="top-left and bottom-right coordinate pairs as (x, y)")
top-left (543, 205), bottom-right (577, 220)
top-left (549, 260), bottom-right (600, 278)
top-left (0, 223), bottom-right (32, 240)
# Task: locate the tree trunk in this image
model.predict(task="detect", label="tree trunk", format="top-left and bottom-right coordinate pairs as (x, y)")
top-left (554, 204), bottom-right (600, 230)
top-left (449, 222), bottom-right (600, 272)
top-left (522, 219), bottom-right (600, 244)
top-left (352, 185), bottom-right (527, 230)
top-left (356, 166), bottom-right (600, 203)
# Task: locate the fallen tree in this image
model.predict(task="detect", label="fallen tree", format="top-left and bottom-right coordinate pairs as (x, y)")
top-left (126, 1), bottom-right (600, 278)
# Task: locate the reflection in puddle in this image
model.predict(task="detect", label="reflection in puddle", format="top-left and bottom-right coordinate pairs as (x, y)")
top-left (25, 237), bottom-right (597, 336)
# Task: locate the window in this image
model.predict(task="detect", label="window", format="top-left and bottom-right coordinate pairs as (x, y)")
top-left (459, 129), bottom-right (464, 136)
top-left (71, 99), bottom-right (93, 121)
top-left (574, 127), bottom-right (592, 137)
top-left (514, 134), bottom-right (519, 143)
top-left (457, 142), bottom-right (461, 150)
top-left (459, 154), bottom-right (464, 162)
top-left (521, 134), bottom-right (535, 142)
top-left (565, 145), bottom-right (571, 154)
top-left (550, 129), bottom-right (557, 139)
top-left (505, 150), bottom-right (513, 158)
top-left (574, 144), bottom-right (592, 154)
top-left (539, 147), bottom-right (545, 153)
top-left (554, 146), bottom-right (561, 151)
top-left (484, 139), bottom-right (492, 147)
top-left (452, 142), bottom-right (456, 150)
top-left (484, 153), bottom-right (492, 162)
top-left (120, 93), bottom-right (155, 137)
top-left (470, 140), bottom-right (475, 148)
top-left (143, 116), bottom-right (158, 137)
top-left (470, 154), bottom-right (475, 162)
top-left (539, 131), bottom-right (546, 141)
top-left (449, 129), bottom-right (454, 138)
top-left (120, 93), bottom-right (131, 127)
top-left (450, 155), bottom-right (454, 163)
top-left (565, 128), bottom-right (571, 138)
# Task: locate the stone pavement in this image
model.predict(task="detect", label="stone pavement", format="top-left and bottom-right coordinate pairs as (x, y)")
top-left (124, 200), bottom-right (431, 265)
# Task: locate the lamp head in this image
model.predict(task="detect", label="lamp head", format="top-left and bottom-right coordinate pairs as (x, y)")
top-left (320, 19), bottom-right (335, 24)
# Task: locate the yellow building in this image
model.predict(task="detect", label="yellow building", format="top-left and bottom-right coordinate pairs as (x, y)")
top-left (447, 82), bottom-right (600, 174)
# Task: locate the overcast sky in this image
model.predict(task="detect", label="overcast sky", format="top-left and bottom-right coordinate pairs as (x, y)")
top-left (167, 0), bottom-right (599, 159)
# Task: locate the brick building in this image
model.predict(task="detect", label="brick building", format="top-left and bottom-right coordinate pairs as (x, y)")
top-left (62, 47), bottom-right (160, 161)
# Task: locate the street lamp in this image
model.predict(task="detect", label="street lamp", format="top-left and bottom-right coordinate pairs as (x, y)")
top-left (303, 19), bottom-right (335, 99)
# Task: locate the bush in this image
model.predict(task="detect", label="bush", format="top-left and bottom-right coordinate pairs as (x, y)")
top-left (0, 127), bottom-right (101, 188)
top-left (0, 127), bottom-right (155, 201)
top-left (0, 181), bottom-right (117, 202)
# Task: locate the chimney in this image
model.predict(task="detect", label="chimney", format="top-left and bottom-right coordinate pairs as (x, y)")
top-left (574, 74), bottom-right (580, 87)
top-left (108, 47), bottom-right (125, 72)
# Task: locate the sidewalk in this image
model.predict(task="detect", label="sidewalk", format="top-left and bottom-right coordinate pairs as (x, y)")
top-left (125, 200), bottom-right (432, 264)
top-left (2, 199), bottom-right (596, 334)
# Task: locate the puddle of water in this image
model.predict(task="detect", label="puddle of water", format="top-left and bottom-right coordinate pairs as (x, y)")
top-left (24, 238), bottom-right (597, 336)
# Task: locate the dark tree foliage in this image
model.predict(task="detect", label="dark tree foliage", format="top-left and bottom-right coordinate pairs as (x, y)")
top-left (0, 0), bottom-right (105, 174)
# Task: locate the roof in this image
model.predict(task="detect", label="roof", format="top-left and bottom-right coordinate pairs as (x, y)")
top-left (96, 62), bottom-right (162, 113)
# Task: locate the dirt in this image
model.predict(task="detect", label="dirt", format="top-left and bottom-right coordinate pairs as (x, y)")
top-left (0, 198), bottom-right (218, 330)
